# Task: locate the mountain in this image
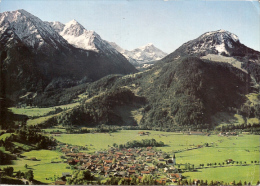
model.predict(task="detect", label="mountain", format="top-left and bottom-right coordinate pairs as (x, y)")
top-left (164, 29), bottom-right (259, 59)
top-left (47, 20), bottom-right (130, 59)
top-left (39, 30), bottom-right (259, 130)
top-left (162, 29), bottom-right (260, 84)
top-left (44, 21), bottom-right (65, 33)
top-left (0, 9), bottom-right (137, 102)
top-left (41, 56), bottom-right (252, 129)
top-left (109, 42), bottom-right (168, 65)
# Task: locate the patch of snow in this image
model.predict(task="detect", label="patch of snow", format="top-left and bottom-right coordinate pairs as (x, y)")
top-left (230, 33), bottom-right (239, 42)
top-left (215, 43), bottom-right (228, 54)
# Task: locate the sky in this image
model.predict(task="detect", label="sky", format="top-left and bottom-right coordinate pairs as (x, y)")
top-left (0, 0), bottom-right (259, 53)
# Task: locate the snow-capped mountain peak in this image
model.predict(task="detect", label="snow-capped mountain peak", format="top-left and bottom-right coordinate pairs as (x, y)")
top-left (139, 43), bottom-right (155, 50)
top-left (202, 29), bottom-right (239, 43)
top-left (57, 20), bottom-right (121, 55)
top-left (109, 42), bottom-right (168, 65)
top-left (61, 19), bottom-right (86, 37)
top-left (45, 21), bottom-right (65, 33)
top-left (179, 29), bottom-right (241, 56)
top-left (0, 9), bottom-right (69, 50)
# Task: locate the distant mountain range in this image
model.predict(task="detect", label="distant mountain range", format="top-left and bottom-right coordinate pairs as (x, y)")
top-left (1, 9), bottom-right (260, 131)
top-left (37, 29), bottom-right (260, 130)
top-left (109, 42), bottom-right (168, 65)
top-left (0, 9), bottom-right (137, 101)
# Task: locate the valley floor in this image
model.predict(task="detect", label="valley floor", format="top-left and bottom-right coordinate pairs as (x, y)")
top-left (0, 130), bottom-right (259, 185)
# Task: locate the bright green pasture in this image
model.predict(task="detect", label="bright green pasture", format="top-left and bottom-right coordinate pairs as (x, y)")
top-left (183, 165), bottom-right (260, 185)
top-left (0, 150), bottom-right (70, 184)
top-left (10, 102), bottom-right (79, 117)
top-left (175, 135), bottom-right (259, 166)
top-left (54, 130), bottom-right (184, 151)
top-left (10, 107), bottom-right (56, 117)
top-left (26, 115), bottom-right (54, 126)
top-left (53, 130), bottom-right (259, 183)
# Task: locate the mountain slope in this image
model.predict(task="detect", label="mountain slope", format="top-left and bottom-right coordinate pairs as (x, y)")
top-left (0, 9), bottom-right (137, 101)
top-left (163, 30), bottom-right (259, 59)
top-left (109, 42), bottom-right (168, 65)
top-left (161, 30), bottom-right (260, 87)
top-left (39, 30), bottom-right (259, 129)
top-left (41, 56), bottom-right (252, 129)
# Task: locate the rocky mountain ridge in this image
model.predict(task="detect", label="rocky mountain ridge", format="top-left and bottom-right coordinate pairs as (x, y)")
top-left (109, 42), bottom-right (168, 65)
top-left (0, 9), bottom-right (137, 101)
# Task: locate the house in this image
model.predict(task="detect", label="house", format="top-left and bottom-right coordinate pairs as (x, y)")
top-left (168, 173), bottom-right (182, 180)
top-left (146, 159), bottom-right (152, 163)
top-left (141, 171), bottom-right (151, 175)
top-left (138, 131), bottom-right (145, 136)
top-left (188, 131), bottom-right (204, 135)
top-left (128, 170), bottom-right (136, 175)
top-left (226, 159), bottom-right (233, 164)
top-left (62, 172), bottom-right (71, 177)
top-left (114, 171), bottom-right (128, 177)
top-left (158, 158), bottom-right (164, 161)
top-left (55, 181), bottom-right (66, 185)
top-left (164, 167), bottom-right (169, 173)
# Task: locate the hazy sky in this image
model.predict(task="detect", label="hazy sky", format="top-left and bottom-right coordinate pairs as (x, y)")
top-left (0, 0), bottom-right (259, 53)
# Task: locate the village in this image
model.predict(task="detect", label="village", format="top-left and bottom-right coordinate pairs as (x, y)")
top-left (52, 142), bottom-right (182, 185)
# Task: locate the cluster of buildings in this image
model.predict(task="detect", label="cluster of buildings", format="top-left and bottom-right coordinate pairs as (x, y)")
top-left (54, 143), bottom-right (182, 184)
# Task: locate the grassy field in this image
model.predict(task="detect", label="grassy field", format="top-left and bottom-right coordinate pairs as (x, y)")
top-left (1, 130), bottom-right (259, 184)
top-left (183, 165), bottom-right (259, 184)
top-left (0, 150), bottom-right (70, 184)
top-left (26, 115), bottom-right (56, 126)
top-left (10, 102), bottom-right (79, 117)
top-left (52, 130), bottom-right (260, 184)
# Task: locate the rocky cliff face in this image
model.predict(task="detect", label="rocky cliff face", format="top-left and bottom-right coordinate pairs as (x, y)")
top-left (0, 9), bottom-right (137, 101)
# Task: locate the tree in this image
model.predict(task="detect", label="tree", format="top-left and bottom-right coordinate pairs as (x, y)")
top-left (25, 170), bottom-right (34, 181)
top-left (136, 178), bottom-right (140, 185)
top-left (16, 170), bottom-right (22, 178)
top-left (141, 174), bottom-right (154, 185)
top-left (130, 175), bottom-right (136, 185)
top-left (3, 166), bottom-right (14, 177)
top-left (188, 179), bottom-right (192, 185)
top-left (118, 178), bottom-right (124, 185)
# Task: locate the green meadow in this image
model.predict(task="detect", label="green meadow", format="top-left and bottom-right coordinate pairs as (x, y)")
top-left (52, 130), bottom-right (260, 184)
top-left (183, 165), bottom-right (259, 185)
top-left (10, 102), bottom-right (80, 118)
top-left (0, 150), bottom-right (70, 184)
top-left (1, 130), bottom-right (259, 184)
